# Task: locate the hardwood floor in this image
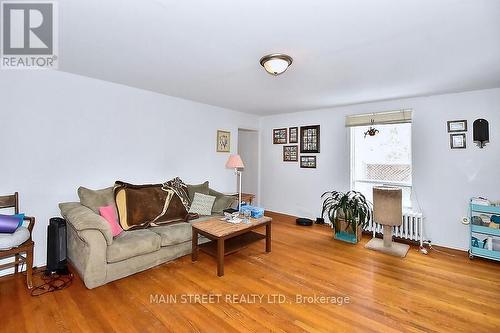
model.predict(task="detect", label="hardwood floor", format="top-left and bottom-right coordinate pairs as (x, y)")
top-left (1, 211), bottom-right (499, 333)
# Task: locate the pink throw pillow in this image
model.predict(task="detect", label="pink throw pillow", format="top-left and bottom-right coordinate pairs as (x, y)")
top-left (99, 205), bottom-right (123, 237)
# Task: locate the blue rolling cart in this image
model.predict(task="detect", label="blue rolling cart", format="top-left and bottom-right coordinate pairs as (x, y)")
top-left (469, 202), bottom-right (500, 261)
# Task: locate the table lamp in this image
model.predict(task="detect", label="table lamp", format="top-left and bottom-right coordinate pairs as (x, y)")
top-left (225, 154), bottom-right (245, 211)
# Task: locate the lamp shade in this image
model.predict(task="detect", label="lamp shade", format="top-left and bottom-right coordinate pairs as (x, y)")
top-left (225, 154), bottom-right (245, 169)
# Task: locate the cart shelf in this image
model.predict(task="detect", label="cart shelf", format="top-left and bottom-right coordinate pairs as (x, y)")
top-left (469, 202), bottom-right (500, 262)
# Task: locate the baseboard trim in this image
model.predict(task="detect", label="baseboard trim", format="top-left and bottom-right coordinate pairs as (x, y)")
top-left (265, 210), bottom-right (466, 255)
top-left (264, 210), bottom-right (300, 223)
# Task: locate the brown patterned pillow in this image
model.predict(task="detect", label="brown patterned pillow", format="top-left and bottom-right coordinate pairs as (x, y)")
top-left (114, 181), bottom-right (187, 231)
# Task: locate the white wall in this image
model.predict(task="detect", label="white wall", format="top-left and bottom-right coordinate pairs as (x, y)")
top-left (237, 129), bottom-right (259, 198)
top-left (1, 69), bottom-right (498, 270)
top-left (260, 88), bottom-right (500, 250)
top-left (0, 70), bottom-right (258, 269)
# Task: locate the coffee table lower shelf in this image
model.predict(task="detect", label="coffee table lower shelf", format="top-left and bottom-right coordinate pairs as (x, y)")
top-left (199, 231), bottom-right (266, 257)
top-left (191, 216), bottom-right (272, 276)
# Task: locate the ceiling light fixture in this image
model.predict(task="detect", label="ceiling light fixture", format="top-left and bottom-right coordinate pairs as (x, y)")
top-left (259, 53), bottom-right (293, 76)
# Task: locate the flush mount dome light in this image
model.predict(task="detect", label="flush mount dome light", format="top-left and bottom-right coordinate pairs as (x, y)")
top-left (259, 53), bottom-right (293, 76)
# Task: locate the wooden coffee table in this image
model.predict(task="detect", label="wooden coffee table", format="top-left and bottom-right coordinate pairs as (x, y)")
top-left (191, 216), bottom-right (272, 276)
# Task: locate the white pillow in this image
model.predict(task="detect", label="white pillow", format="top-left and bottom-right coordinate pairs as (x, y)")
top-left (188, 192), bottom-right (216, 216)
top-left (0, 227), bottom-right (30, 250)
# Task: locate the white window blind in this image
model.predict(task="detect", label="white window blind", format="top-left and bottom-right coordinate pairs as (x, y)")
top-left (345, 109), bottom-right (412, 127)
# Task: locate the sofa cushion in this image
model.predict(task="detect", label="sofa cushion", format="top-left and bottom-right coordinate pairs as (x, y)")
top-left (149, 222), bottom-right (192, 247)
top-left (209, 189), bottom-right (237, 214)
top-left (188, 215), bottom-right (223, 223)
top-left (78, 186), bottom-right (115, 214)
top-left (106, 229), bottom-right (161, 263)
top-left (186, 181), bottom-right (209, 203)
top-left (150, 218), bottom-right (217, 246)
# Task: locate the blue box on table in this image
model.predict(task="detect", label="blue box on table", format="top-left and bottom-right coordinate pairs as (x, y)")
top-left (240, 205), bottom-right (264, 218)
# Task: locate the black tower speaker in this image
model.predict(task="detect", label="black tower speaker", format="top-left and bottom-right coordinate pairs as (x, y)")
top-left (46, 217), bottom-right (69, 275)
top-left (473, 119), bottom-right (489, 148)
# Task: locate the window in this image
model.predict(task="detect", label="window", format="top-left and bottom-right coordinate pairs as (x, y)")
top-left (350, 122), bottom-right (412, 209)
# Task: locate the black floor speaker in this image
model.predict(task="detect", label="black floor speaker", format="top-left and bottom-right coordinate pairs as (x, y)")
top-left (46, 217), bottom-right (69, 275)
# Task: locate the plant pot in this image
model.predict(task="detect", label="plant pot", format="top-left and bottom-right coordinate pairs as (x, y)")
top-left (333, 218), bottom-right (362, 244)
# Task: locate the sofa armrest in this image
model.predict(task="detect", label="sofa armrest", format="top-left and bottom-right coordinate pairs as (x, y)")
top-left (66, 226), bottom-right (107, 289)
top-left (59, 202), bottom-right (113, 245)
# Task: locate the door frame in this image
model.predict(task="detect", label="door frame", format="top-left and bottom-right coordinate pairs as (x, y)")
top-left (237, 128), bottom-right (260, 206)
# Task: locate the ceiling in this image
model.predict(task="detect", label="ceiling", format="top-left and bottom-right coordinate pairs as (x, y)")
top-left (60, 0), bottom-right (500, 115)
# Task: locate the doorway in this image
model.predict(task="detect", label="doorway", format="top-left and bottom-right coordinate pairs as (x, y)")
top-left (237, 129), bottom-right (259, 204)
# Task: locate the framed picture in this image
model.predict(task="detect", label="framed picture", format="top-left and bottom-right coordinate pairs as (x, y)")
top-left (216, 130), bottom-right (231, 152)
top-left (289, 127), bottom-right (298, 143)
top-left (283, 145), bottom-right (298, 162)
top-left (450, 133), bottom-right (466, 149)
top-left (300, 156), bottom-right (317, 168)
top-left (300, 125), bottom-right (320, 153)
top-left (273, 128), bottom-right (287, 144)
top-left (447, 120), bottom-right (467, 132)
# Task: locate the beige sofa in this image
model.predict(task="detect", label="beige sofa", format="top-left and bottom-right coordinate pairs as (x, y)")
top-left (59, 183), bottom-right (234, 289)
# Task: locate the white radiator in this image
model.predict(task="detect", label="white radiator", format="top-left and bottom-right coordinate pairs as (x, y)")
top-left (364, 211), bottom-right (424, 246)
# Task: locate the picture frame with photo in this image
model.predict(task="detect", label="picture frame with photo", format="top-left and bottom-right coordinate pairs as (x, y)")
top-left (447, 120), bottom-right (467, 132)
top-left (289, 127), bottom-right (298, 143)
top-left (450, 133), bottom-right (466, 149)
top-left (300, 125), bottom-right (320, 153)
top-left (273, 128), bottom-right (287, 144)
top-left (216, 130), bottom-right (231, 152)
top-left (283, 145), bottom-right (298, 162)
top-left (300, 155), bottom-right (317, 168)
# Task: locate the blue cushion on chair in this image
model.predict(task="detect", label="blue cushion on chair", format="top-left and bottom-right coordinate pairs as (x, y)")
top-left (0, 227), bottom-right (30, 250)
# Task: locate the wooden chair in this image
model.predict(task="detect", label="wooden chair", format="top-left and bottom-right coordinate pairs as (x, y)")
top-left (0, 192), bottom-right (35, 289)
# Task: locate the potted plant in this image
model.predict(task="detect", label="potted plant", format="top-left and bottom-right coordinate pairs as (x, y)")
top-left (321, 190), bottom-right (372, 244)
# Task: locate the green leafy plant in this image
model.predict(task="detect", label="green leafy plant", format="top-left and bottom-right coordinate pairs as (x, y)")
top-left (321, 190), bottom-right (372, 235)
